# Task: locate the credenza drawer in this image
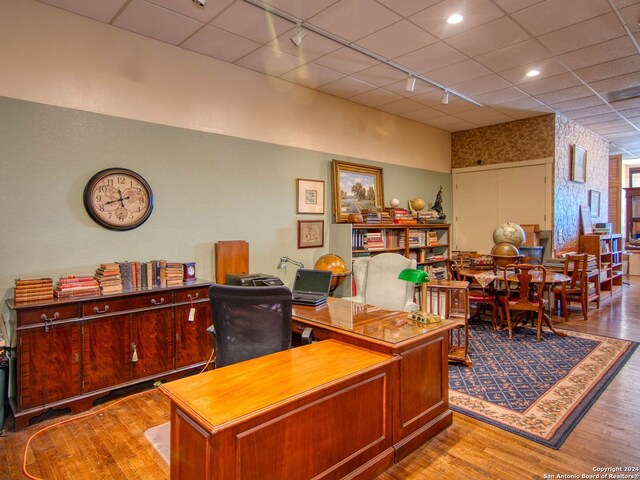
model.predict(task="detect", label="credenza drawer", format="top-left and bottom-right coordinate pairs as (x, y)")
top-left (175, 287), bottom-right (209, 303)
top-left (18, 304), bottom-right (79, 326)
top-left (82, 293), bottom-right (173, 316)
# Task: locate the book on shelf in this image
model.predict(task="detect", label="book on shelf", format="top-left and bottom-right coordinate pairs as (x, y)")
top-left (55, 274), bottom-right (100, 298)
top-left (14, 277), bottom-right (54, 303)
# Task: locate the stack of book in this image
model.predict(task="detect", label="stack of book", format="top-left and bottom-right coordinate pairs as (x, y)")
top-left (408, 229), bottom-right (426, 247)
top-left (54, 275), bottom-right (100, 298)
top-left (14, 278), bottom-right (54, 303)
top-left (94, 263), bottom-right (123, 294)
top-left (365, 231), bottom-right (385, 250)
top-left (426, 231), bottom-right (439, 246)
top-left (430, 266), bottom-right (446, 280)
top-left (166, 263), bottom-right (184, 286)
top-left (386, 208), bottom-right (415, 224)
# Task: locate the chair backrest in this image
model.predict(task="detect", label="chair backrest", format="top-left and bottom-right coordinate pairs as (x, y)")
top-left (208, 284), bottom-right (292, 368)
top-left (503, 263), bottom-right (546, 311)
top-left (352, 253), bottom-right (416, 311)
top-left (445, 258), bottom-right (461, 281)
top-left (563, 253), bottom-right (588, 289)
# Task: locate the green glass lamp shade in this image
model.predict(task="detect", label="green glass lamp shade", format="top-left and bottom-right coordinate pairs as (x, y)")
top-left (397, 268), bottom-right (429, 284)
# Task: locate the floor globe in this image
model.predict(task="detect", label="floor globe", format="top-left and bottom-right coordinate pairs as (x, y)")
top-left (490, 242), bottom-right (522, 269)
top-left (492, 222), bottom-right (526, 247)
top-left (314, 254), bottom-right (351, 293)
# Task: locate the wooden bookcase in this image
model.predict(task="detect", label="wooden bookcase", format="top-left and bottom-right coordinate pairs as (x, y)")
top-left (579, 234), bottom-right (624, 297)
top-left (330, 223), bottom-right (450, 296)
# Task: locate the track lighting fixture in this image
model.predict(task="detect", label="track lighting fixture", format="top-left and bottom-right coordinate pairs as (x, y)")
top-left (441, 90), bottom-right (449, 105)
top-left (405, 75), bottom-right (416, 93)
top-left (290, 26), bottom-right (307, 47)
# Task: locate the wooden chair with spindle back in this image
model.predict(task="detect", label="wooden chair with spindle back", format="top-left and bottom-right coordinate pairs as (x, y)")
top-left (552, 253), bottom-right (599, 321)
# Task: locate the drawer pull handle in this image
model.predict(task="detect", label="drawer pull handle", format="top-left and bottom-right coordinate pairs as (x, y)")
top-left (40, 312), bottom-right (59, 322)
top-left (151, 297), bottom-right (165, 305)
top-left (187, 293), bottom-right (199, 300)
top-left (94, 305), bottom-right (110, 314)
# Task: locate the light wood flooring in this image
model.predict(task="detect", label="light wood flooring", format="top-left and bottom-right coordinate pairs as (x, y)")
top-left (1, 277), bottom-right (638, 480)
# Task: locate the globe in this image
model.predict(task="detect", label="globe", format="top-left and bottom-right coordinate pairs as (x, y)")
top-left (492, 222), bottom-right (526, 247)
top-left (410, 197), bottom-right (426, 212)
top-left (314, 254), bottom-right (350, 293)
top-left (490, 242), bottom-right (522, 269)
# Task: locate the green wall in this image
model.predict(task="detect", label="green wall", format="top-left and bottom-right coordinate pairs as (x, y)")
top-left (0, 96), bottom-right (452, 328)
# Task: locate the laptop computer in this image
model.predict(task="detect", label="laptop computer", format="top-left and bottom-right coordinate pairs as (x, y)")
top-left (291, 269), bottom-right (333, 306)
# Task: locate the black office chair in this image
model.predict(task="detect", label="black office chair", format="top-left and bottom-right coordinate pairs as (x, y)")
top-left (208, 284), bottom-right (293, 368)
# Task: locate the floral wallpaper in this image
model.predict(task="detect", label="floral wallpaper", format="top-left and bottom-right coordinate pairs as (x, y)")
top-left (450, 113), bottom-right (609, 254)
top-left (451, 115), bottom-right (555, 168)
top-left (554, 114), bottom-right (609, 253)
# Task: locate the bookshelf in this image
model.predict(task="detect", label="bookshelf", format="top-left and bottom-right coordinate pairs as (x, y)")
top-left (330, 223), bottom-right (450, 296)
top-left (579, 234), bottom-right (624, 297)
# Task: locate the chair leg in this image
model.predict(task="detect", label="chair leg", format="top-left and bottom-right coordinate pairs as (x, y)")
top-left (561, 293), bottom-right (569, 322)
top-left (536, 309), bottom-right (543, 342)
top-left (581, 294), bottom-right (588, 320)
top-left (505, 308), bottom-right (513, 339)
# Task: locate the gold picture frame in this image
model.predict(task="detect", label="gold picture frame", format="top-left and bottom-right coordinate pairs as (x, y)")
top-left (332, 160), bottom-right (384, 223)
top-left (296, 178), bottom-right (325, 214)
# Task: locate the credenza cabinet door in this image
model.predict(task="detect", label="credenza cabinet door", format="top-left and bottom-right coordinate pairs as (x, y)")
top-left (175, 301), bottom-right (211, 369)
top-left (132, 307), bottom-right (174, 379)
top-left (19, 323), bottom-right (81, 410)
top-left (82, 314), bottom-right (132, 393)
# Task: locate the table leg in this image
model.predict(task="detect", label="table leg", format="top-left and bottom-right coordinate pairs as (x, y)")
top-left (542, 313), bottom-right (567, 337)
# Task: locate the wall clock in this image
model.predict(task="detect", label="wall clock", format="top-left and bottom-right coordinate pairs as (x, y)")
top-left (83, 168), bottom-right (154, 231)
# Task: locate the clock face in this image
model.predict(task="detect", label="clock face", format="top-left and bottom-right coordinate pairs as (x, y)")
top-left (84, 168), bottom-right (153, 231)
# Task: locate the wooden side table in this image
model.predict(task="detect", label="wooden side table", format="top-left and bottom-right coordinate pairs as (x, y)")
top-left (426, 280), bottom-right (471, 367)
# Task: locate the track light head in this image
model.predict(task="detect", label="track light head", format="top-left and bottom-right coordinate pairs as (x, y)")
top-left (441, 90), bottom-right (449, 105)
top-left (290, 27), bottom-right (307, 47)
top-left (405, 76), bottom-right (416, 93)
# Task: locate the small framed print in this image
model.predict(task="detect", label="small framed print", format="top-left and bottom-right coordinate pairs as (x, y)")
top-left (571, 144), bottom-right (587, 183)
top-left (589, 190), bottom-right (600, 217)
top-left (297, 179), bottom-right (325, 214)
top-left (298, 220), bottom-right (324, 249)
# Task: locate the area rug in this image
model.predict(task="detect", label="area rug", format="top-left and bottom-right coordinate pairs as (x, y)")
top-left (449, 322), bottom-right (638, 449)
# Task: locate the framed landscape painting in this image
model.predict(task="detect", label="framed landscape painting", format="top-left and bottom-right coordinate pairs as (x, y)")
top-left (332, 160), bottom-right (384, 223)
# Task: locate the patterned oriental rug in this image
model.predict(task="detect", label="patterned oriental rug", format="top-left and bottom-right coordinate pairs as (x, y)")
top-left (448, 322), bottom-right (638, 449)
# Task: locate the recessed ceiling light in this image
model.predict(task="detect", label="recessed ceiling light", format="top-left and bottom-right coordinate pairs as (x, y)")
top-left (447, 14), bottom-right (463, 24)
top-left (526, 69), bottom-right (540, 77)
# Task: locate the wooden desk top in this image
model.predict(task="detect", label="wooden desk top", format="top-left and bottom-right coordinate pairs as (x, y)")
top-left (292, 298), bottom-right (454, 348)
top-left (459, 269), bottom-right (570, 284)
top-left (159, 339), bottom-right (396, 434)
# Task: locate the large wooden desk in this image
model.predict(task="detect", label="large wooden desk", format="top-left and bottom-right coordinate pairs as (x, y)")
top-left (159, 340), bottom-right (398, 480)
top-left (292, 298), bottom-right (455, 461)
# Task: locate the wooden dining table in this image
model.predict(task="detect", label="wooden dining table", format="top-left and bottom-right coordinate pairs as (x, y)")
top-left (459, 268), bottom-right (571, 337)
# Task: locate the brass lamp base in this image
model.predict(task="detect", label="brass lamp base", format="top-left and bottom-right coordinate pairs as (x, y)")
top-left (407, 311), bottom-right (442, 325)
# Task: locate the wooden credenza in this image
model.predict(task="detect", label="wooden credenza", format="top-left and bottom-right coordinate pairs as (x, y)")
top-left (6, 280), bottom-right (212, 430)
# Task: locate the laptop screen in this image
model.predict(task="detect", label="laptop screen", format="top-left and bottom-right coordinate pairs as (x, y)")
top-left (292, 269), bottom-right (333, 296)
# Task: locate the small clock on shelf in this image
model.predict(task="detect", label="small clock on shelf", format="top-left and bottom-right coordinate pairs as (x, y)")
top-left (84, 168), bottom-right (153, 231)
top-left (183, 263), bottom-right (196, 283)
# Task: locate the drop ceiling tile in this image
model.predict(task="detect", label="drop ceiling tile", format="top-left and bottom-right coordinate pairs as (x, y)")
top-left (450, 74), bottom-right (513, 97)
top-left (402, 107), bottom-right (451, 123)
top-left (267, 29), bottom-right (341, 61)
top-left (38, 0), bottom-right (127, 22)
top-left (432, 100), bottom-right (481, 115)
top-left (349, 88), bottom-right (404, 107)
top-left (375, 0), bottom-right (440, 17)
top-left (537, 13), bottom-right (626, 56)
top-left (602, 129), bottom-right (640, 138)
top-left (575, 56), bottom-right (640, 84)
top-left (473, 86), bottom-right (532, 104)
top-left (493, 105), bottom-right (552, 119)
top-left (455, 107), bottom-right (516, 125)
top-left (318, 76), bottom-right (377, 98)
top-left (112, 0), bottom-right (203, 45)
top-left (427, 60), bottom-right (491, 85)
top-left (279, 62), bottom-right (345, 88)
top-left (491, 0), bottom-right (545, 14)
top-left (550, 95), bottom-right (606, 111)
top-left (589, 72), bottom-right (640, 95)
top-left (234, 45), bottom-right (307, 77)
top-left (498, 57), bottom-right (569, 85)
top-left (612, 97), bottom-right (640, 111)
top-left (260, 0), bottom-right (342, 20)
top-left (475, 39), bottom-right (551, 72)
top-left (356, 20), bottom-right (438, 59)
top-left (308, 0), bottom-right (401, 42)
top-left (619, 3), bottom-right (640, 33)
top-left (576, 112), bottom-right (622, 124)
top-left (351, 64), bottom-right (407, 87)
top-left (210, 1), bottom-right (293, 43)
top-left (562, 104), bottom-right (615, 119)
top-left (558, 36), bottom-right (636, 70)
top-left (408, 0), bottom-right (504, 40)
top-left (445, 16), bottom-right (531, 57)
top-left (511, 0), bottom-right (612, 36)
top-left (517, 73), bottom-right (581, 96)
top-left (314, 47), bottom-right (379, 75)
top-left (146, 0), bottom-right (234, 22)
top-left (411, 89), bottom-right (450, 106)
top-left (393, 42), bottom-right (468, 74)
top-left (384, 80), bottom-right (438, 98)
top-left (182, 25), bottom-right (261, 63)
top-left (426, 116), bottom-right (479, 131)
top-left (535, 85), bottom-right (593, 104)
top-left (376, 98), bottom-right (427, 115)
top-left (491, 96), bottom-right (547, 110)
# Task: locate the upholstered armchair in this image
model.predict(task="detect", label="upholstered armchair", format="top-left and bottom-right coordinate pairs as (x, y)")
top-left (350, 253), bottom-right (419, 312)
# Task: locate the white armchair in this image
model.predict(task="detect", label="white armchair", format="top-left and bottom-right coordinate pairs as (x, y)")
top-left (350, 253), bottom-right (419, 312)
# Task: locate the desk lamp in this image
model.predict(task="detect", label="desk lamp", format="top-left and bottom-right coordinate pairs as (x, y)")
top-left (277, 256), bottom-right (304, 270)
top-left (397, 268), bottom-right (441, 325)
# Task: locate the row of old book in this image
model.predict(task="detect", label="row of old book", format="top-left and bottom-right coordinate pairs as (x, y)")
top-left (14, 277), bottom-right (54, 303)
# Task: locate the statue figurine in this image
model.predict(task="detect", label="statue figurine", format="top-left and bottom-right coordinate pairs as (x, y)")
top-left (432, 186), bottom-right (446, 220)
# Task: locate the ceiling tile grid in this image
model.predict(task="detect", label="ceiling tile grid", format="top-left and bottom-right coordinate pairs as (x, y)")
top-left (34, 0), bottom-right (640, 157)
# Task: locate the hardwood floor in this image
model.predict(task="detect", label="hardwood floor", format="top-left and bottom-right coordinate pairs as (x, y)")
top-left (1, 277), bottom-right (638, 480)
